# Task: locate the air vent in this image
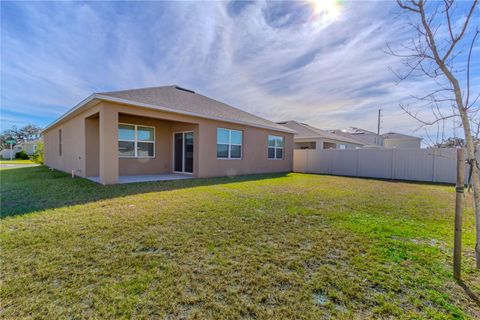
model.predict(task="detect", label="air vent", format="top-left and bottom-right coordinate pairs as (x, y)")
top-left (174, 86), bottom-right (195, 94)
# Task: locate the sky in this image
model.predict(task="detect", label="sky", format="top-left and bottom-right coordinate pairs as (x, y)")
top-left (1, 0), bottom-right (479, 142)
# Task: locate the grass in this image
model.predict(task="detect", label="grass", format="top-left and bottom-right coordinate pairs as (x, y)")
top-left (0, 159), bottom-right (35, 164)
top-left (1, 166), bottom-right (479, 319)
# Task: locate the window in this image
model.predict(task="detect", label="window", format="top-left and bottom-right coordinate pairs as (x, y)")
top-left (323, 142), bottom-right (336, 149)
top-left (118, 124), bottom-right (155, 158)
top-left (339, 144), bottom-right (347, 149)
top-left (268, 135), bottom-right (284, 159)
top-left (59, 129), bottom-right (62, 156)
top-left (217, 128), bottom-right (242, 159)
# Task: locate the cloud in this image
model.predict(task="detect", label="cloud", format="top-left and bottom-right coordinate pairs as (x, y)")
top-left (1, 0), bottom-right (478, 142)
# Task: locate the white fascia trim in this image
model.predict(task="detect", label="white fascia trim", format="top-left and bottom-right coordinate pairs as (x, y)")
top-left (43, 93), bottom-right (296, 134)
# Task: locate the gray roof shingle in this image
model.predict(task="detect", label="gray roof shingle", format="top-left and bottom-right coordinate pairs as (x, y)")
top-left (97, 85), bottom-right (293, 133)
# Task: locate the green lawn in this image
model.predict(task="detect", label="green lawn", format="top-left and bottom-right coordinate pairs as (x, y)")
top-left (1, 166), bottom-right (479, 319)
top-left (0, 159), bottom-right (35, 164)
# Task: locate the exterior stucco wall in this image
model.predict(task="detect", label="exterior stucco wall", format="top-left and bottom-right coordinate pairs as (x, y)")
top-left (85, 116), bottom-right (99, 177)
top-left (117, 114), bottom-right (197, 176)
top-left (44, 104), bottom-right (102, 177)
top-left (197, 119), bottom-right (293, 178)
top-left (43, 100), bottom-right (293, 182)
top-left (384, 138), bottom-right (421, 149)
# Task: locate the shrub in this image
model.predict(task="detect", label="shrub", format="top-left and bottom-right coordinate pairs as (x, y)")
top-left (31, 142), bottom-right (44, 164)
top-left (15, 150), bottom-right (29, 159)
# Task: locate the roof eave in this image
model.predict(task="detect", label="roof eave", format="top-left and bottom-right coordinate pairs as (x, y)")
top-left (42, 94), bottom-right (101, 133)
top-left (43, 94), bottom-right (296, 134)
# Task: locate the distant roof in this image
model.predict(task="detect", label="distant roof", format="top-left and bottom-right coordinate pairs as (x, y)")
top-left (277, 121), bottom-right (364, 145)
top-left (44, 85), bottom-right (294, 133)
top-left (381, 132), bottom-right (421, 140)
top-left (331, 127), bottom-right (380, 136)
top-left (328, 129), bottom-right (376, 145)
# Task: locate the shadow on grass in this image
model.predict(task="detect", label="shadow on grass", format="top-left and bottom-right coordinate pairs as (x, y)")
top-left (1, 166), bottom-right (289, 218)
top-left (458, 280), bottom-right (480, 308)
top-left (308, 173), bottom-right (455, 187)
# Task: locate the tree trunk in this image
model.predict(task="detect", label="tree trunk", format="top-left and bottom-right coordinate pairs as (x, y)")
top-left (458, 107), bottom-right (480, 269)
top-left (417, 0), bottom-right (480, 268)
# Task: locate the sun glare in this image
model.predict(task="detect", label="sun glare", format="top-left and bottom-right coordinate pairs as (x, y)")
top-left (309, 0), bottom-right (343, 20)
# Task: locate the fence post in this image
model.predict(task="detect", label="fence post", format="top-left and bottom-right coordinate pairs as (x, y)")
top-left (356, 149), bottom-right (360, 177)
top-left (306, 149), bottom-right (309, 173)
top-left (327, 149), bottom-right (331, 175)
top-left (391, 149), bottom-right (395, 179)
top-left (454, 148), bottom-right (465, 281)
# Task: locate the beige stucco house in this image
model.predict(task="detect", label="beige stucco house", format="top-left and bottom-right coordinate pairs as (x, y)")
top-left (329, 127), bottom-right (422, 149)
top-left (43, 85), bottom-right (294, 184)
top-left (381, 132), bottom-right (422, 148)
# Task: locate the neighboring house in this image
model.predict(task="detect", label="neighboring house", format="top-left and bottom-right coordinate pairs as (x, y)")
top-left (277, 121), bottom-right (364, 150)
top-left (329, 127), bottom-right (422, 149)
top-left (18, 139), bottom-right (42, 154)
top-left (42, 85), bottom-right (295, 185)
top-left (1, 139), bottom-right (42, 158)
top-left (381, 132), bottom-right (422, 148)
top-left (329, 127), bottom-right (384, 148)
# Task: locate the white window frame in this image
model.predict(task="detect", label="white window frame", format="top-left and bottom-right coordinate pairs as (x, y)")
top-left (268, 135), bottom-right (284, 160)
top-left (216, 128), bottom-right (243, 160)
top-left (118, 123), bottom-right (155, 158)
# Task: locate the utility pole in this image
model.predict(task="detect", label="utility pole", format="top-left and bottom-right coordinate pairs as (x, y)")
top-left (377, 109), bottom-right (382, 136)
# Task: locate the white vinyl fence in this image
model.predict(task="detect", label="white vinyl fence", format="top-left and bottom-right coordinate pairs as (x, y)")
top-left (294, 148), bottom-right (463, 184)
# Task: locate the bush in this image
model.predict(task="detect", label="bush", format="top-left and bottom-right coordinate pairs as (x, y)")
top-left (15, 150), bottom-right (29, 159)
top-left (31, 142), bottom-right (44, 164)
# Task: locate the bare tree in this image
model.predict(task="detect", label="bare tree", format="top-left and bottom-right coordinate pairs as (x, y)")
top-left (390, 0), bottom-right (479, 268)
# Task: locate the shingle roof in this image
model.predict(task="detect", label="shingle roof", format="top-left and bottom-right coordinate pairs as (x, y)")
top-left (97, 85), bottom-right (293, 133)
top-left (327, 129), bottom-right (376, 145)
top-left (381, 132), bottom-right (421, 140)
top-left (277, 121), bottom-right (364, 145)
top-left (44, 85), bottom-right (294, 133)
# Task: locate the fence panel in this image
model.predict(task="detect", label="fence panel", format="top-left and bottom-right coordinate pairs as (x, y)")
top-left (393, 149), bottom-right (434, 182)
top-left (329, 149), bottom-right (358, 176)
top-left (358, 149), bottom-right (393, 179)
top-left (293, 148), bottom-right (462, 184)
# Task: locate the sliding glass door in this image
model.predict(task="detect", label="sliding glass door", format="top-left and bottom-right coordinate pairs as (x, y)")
top-left (174, 132), bottom-right (194, 173)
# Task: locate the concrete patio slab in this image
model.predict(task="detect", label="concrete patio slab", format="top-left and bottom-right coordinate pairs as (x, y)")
top-left (87, 173), bottom-right (193, 184)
